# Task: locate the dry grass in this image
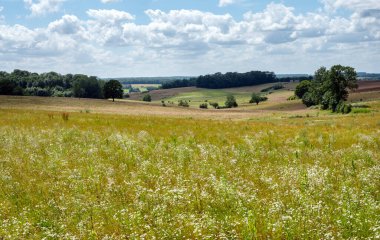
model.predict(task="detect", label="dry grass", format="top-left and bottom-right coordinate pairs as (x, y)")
top-left (0, 95), bottom-right (312, 120)
top-left (0, 102), bottom-right (379, 238)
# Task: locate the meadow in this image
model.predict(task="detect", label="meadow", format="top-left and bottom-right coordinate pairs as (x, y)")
top-left (0, 97), bottom-right (379, 239)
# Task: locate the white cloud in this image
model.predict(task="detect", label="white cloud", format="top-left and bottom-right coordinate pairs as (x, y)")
top-left (24, 0), bottom-right (66, 16)
top-left (218, 0), bottom-right (237, 7)
top-left (322, 0), bottom-right (380, 12)
top-left (101, 0), bottom-right (120, 3)
top-left (87, 9), bottom-right (134, 23)
top-left (1, 2), bottom-right (380, 76)
top-left (48, 15), bottom-right (83, 35)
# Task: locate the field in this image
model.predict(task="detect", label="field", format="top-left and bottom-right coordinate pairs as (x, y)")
top-left (124, 84), bottom-right (161, 94)
top-left (127, 83), bottom-right (296, 103)
top-left (0, 84), bottom-right (380, 238)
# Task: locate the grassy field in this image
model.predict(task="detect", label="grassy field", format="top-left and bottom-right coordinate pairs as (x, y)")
top-left (127, 83), bottom-right (297, 104)
top-left (124, 84), bottom-right (161, 94)
top-left (0, 95), bottom-right (379, 238)
top-left (127, 81), bottom-right (380, 110)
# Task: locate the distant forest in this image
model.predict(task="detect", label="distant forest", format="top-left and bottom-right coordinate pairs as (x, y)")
top-left (162, 71), bottom-right (313, 89)
top-left (0, 69), bottom-right (104, 98)
top-left (112, 76), bottom-right (194, 85)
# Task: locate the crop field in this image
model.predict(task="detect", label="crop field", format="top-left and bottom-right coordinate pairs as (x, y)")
top-left (0, 97), bottom-right (379, 239)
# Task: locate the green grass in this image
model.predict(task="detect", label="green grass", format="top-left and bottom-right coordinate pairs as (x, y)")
top-left (161, 89), bottom-right (256, 107)
top-left (0, 105), bottom-right (379, 238)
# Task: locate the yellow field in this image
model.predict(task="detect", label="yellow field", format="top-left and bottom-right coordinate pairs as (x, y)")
top-left (0, 96), bottom-right (379, 239)
top-left (0, 94), bottom-right (312, 120)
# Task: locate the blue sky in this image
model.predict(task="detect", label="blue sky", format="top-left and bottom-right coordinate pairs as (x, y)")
top-left (0, 0), bottom-right (379, 77)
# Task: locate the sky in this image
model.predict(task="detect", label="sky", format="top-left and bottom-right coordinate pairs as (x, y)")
top-left (0, 0), bottom-right (379, 77)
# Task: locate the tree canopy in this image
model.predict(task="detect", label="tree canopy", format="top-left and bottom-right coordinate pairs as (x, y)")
top-left (249, 93), bottom-right (268, 105)
top-left (103, 80), bottom-right (123, 102)
top-left (301, 65), bottom-right (358, 112)
top-left (225, 95), bottom-right (238, 108)
top-left (0, 69), bottom-right (104, 99)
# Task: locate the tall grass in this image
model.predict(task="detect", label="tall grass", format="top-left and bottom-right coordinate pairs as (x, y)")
top-left (0, 109), bottom-right (379, 239)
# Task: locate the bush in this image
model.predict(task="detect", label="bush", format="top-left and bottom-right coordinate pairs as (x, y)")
top-left (225, 95), bottom-right (238, 108)
top-left (287, 95), bottom-right (298, 101)
top-left (336, 101), bottom-right (352, 114)
top-left (178, 100), bottom-right (189, 107)
top-left (250, 93), bottom-right (268, 105)
top-left (209, 102), bottom-right (219, 109)
top-left (143, 94), bottom-right (152, 102)
top-left (302, 92), bottom-right (318, 107)
top-left (295, 80), bottom-right (311, 98)
top-left (199, 103), bottom-right (208, 109)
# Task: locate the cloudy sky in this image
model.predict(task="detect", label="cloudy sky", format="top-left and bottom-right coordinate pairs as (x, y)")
top-left (0, 0), bottom-right (379, 77)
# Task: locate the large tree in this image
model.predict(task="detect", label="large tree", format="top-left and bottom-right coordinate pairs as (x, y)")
top-left (103, 79), bottom-right (123, 102)
top-left (301, 65), bottom-right (358, 112)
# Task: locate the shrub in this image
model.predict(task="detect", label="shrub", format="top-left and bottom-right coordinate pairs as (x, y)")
top-left (250, 93), bottom-right (268, 105)
top-left (225, 95), bottom-right (238, 108)
top-left (336, 101), bottom-right (352, 114)
top-left (295, 80), bottom-right (311, 98)
top-left (178, 100), bottom-right (189, 107)
top-left (199, 103), bottom-right (208, 109)
top-left (143, 94), bottom-right (152, 102)
top-left (287, 95), bottom-right (298, 101)
top-left (209, 102), bottom-right (219, 109)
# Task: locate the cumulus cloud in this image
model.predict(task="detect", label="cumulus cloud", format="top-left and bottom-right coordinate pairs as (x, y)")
top-left (218, 0), bottom-right (237, 7)
top-left (101, 0), bottom-right (120, 3)
top-left (1, 1), bottom-right (380, 75)
top-left (24, 0), bottom-right (66, 16)
top-left (87, 9), bottom-right (134, 23)
top-left (322, 0), bottom-right (380, 12)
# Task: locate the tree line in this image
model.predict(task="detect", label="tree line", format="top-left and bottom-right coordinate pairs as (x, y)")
top-left (162, 71), bottom-right (281, 89)
top-left (0, 69), bottom-right (108, 99)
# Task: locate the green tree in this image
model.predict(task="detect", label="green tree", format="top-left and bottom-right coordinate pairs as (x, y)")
top-left (143, 94), bottom-right (152, 102)
top-left (295, 80), bottom-right (311, 98)
top-left (0, 78), bottom-right (15, 95)
top-left (72, 75), bottom-right (103, 99)
top-left (103, 80), bottom-right (123, 102)
top-left (225, 95), bottom-right (238, 108)
top-left (301, 65), bottom-right (358, 112)
top-left (249, 93), bottom-right (262, 105)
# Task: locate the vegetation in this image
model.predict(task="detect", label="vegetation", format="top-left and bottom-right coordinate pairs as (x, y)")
top-left (301, 65), bottom-right (358, 112)
top-left (103, 80), bottom-right (123, 102)
top-left (0, 106), bottom-right (379, 238)
top-left (114, 76), bottom-right (193, 85)
top-left (196, 71), bottom-right (277, 89)
top-left (261, 84), bottom-right (284, 93)
top-left (162, 78), bottom-right (196, 89)
top-left (225, 94), bottom-right (238, 108)
top-left (178, 100), bottom-right (189, 107)
top-left (295, 80), bottom-right (311, 99)
top-left (249, 93), bottom-right (268, 105)
top-left (142, 94), bottom-right (152, 102)
top-left (199, 103), bottom-right (208, 109)
top-left (0, 69), bottom-right (105, 99)
top-left (209, 102), bottom-right (219, 109)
